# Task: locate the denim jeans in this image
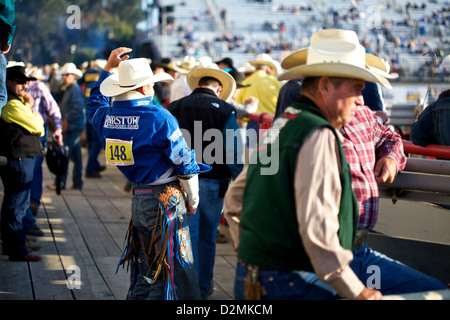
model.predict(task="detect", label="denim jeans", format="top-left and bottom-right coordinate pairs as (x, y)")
top-left (59, 129), bottom-right (83, 189)
top-left (22, 207), bottom-right (37, 230)
top-left (0, 157), bottom-right (35, 257)
top-left (126, 183), bottom-right (200, 300)
top-left (187, 177), bottom-right (224, 298)
top-left (85, 122), bottom-right (103, 174)
top-left (235, 243), bottom-right (447, 300)
top-left (0, 54), bottom-right (7, 112)
top-left (234, 263), bottom-right (338, 300)
top-left (349, 243), bottom-right (446, 295)
top-left (30, 123), bottom-right (48, 208)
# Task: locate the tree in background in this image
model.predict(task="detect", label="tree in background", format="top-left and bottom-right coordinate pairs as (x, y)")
top-left (11, 0), bottom-right (144, 66)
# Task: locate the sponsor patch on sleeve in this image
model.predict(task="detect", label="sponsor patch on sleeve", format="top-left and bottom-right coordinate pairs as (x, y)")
top-left (169, 128), bottom-right (183, 142)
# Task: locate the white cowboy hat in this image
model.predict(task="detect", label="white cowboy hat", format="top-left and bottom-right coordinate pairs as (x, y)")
top-left (196, 56), bottom-right (215, 68)
top-left (186, 65), bottom-right (236, 101)
top-left (278, 29), bottom-right (391, 89)
top-left (60, 62), bottom-right (83, 78)
top-left (27, 66), bottom-right (46, 81)
top-left (248, 53), bottom-right (279, 76)
top-left (238, 62), bottom-right (256, 74)
top-left (100, 58), bottom-right (174, 97)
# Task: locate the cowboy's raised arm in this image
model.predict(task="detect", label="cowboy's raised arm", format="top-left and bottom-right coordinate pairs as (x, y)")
top-left (104, 47), bottom-right (132, 72)
top-left (85, 47), bottom-right (131, 129)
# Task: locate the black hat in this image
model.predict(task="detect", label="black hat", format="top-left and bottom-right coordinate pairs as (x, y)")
top-left (215, 57), bottom-right (234, 68)
top-left (151, 58), bottom-right (179, 73)
top-left (7, 65), bottom-right (36, 82)
top-left (229, 69), bottom-right (250, 88)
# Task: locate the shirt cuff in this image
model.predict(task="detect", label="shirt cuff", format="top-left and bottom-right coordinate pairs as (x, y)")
top-left (325, 265), bottom-right (366, 299)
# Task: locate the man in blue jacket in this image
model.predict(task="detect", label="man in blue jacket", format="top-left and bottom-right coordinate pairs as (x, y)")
top-left (411, 89), bottom-right (450, 147)
top-left (87, 47), bottom-right (210, 300)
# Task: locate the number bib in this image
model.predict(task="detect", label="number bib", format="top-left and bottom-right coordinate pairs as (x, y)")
top-left (105, 138), bottom-right (135, 166)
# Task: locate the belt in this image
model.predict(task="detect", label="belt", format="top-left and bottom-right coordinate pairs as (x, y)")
top-left (132, 182), bottom-right (181, 195)
top-left (133, 188), bottom-right (154, 195)
top-left (353, 228), bottom-right (369, 250)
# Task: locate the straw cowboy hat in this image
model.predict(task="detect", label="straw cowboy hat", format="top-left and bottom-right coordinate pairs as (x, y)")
top-left (248, 53), bottom-right (280, 76)
top-left (365, 55), bottom-right (399, 79)
top-left (278, 29), bottom-right (392, 89)
top-left (100, 58), bottom-right (174, 97)
top-left (238, 62), bottom-right (256, 74)
top-left (186, 65), bottom-right (236, 101)
top-left (60, 62), bottom-right (83, 78)
top-left (172, 55), bottom-right (197, 74)
top-left (282, 47), bottom-right (398, 80)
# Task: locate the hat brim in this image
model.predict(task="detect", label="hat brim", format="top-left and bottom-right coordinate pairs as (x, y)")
top-left (7, 65), bottom-right (37, 82)
top-left (282, 50), bottom-right (383, 70)
top-left (100, 72), bottom-right (174, 97)
top-left (248, 60), bottom-right (278, 76)
top-left (277, 63), bottom-right (392, 89)
top-left (282, 50), bottom-right (398, 80)
top-left (15, 74), bottom-right (37, 82)
top-left (171, 62), bottom-right (197, 75)
top-left (187, 68), bottom-right (236, 101)
top-left (280, 49), bottom-right (308, 69)
top-left (61, 70), bottom-right (83, 78)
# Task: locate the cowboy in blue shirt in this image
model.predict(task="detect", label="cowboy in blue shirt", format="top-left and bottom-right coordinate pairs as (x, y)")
top-left (87, 47), bottom-right (210, 300)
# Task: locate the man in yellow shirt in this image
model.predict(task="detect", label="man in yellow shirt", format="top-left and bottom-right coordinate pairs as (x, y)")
top-left (234, 54), bottom-right (283, 146)
top-left (0, 63), bottom-right (44, 261)
top-left (235, 54), bottom-right (282, 115)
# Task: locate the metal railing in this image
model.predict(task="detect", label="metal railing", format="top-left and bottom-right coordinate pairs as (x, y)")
top-left (246, 112), bottom-right (450, 160)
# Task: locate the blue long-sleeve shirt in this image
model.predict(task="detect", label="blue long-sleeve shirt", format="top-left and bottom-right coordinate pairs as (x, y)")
top-left (86, 70), bottom-right (209, 184)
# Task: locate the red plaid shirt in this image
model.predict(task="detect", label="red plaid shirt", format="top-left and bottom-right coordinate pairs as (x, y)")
top-left (339, 106), bottom-right (407, 230)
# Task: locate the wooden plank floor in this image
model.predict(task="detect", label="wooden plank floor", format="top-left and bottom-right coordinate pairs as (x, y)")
top-left (0, 147), bottom-right (237, 300)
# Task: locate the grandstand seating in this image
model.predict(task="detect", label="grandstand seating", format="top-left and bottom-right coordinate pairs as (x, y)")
top-left (154, 0), bottom-right (450, 82)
